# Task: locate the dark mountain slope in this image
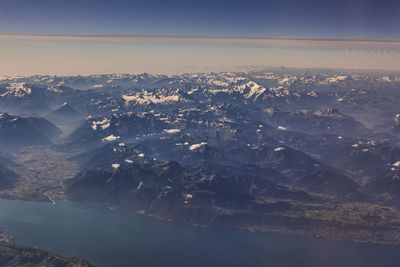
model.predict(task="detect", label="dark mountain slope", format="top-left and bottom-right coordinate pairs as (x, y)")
top-left (0, 113), bottom-right (61, 148)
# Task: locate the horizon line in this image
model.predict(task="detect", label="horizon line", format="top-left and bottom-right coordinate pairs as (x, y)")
top-left (1, 33), bottom-right (400, 43)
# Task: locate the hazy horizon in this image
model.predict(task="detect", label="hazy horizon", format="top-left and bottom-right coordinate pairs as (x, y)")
top-left (1, 34), bottom-right (400, 77)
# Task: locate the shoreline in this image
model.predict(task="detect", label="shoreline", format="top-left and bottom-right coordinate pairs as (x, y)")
top-left (2, 196), bottom-right (398, 246)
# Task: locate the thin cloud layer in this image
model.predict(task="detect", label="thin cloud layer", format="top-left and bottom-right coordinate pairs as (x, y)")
top-left (0, 35), bottom-right (399, 76)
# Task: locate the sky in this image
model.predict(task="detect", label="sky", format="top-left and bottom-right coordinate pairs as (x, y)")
top-left (0, 0), bottom-right (399, 76)
top-left (0, 0), bottom-right (399, 39)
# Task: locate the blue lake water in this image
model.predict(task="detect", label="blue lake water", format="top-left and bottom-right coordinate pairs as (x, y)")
top-left (0, 198), bottom-right (399, 267)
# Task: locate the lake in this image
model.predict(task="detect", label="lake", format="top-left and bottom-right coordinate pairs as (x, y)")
top-left (0, 198), bottom-right (399, 267)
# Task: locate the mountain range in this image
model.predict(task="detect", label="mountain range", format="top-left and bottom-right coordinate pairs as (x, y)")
top-left (2, 69), bottom-right (400, 245)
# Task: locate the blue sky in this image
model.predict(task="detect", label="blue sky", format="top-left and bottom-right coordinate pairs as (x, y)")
top-left (0, 0), bottom-right (399, 39)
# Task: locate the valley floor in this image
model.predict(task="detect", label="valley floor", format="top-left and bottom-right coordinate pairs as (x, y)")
top-left (0, 146), bottom-right (78, 202)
